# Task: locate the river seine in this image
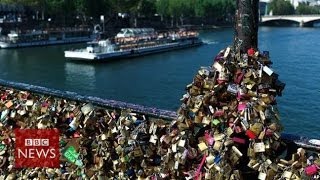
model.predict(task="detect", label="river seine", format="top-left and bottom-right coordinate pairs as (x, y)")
top-left (0, 27), bottom-right (319, 137)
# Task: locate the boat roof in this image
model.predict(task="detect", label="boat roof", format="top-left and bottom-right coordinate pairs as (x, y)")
top-left (116, 28), bottom-right (155, 38)
top-left (8, 33), bottom-right (18, 37)
top-left (120, 28), bottom-right (155, 33)
top-left (87, 41), bottom-right (99, 45)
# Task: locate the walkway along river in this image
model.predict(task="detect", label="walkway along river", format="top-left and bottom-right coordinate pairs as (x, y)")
top-left (0, 27), bottom-right (319, 138)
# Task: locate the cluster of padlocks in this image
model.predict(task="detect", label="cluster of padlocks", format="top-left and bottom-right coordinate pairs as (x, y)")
top-left (174, 45), bottom-right (319, 179)
top-left (0, 45), bottom-right (319, 179)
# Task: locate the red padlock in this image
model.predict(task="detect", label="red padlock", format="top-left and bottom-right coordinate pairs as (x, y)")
top-left (305, 164), bottom-right (318, 176)
top-left (247, 48), bottom-right (255, 56)
top-left (246, 130), bottom-right (256, 139)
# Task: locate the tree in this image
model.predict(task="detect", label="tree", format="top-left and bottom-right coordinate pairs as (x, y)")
top-left (296, 2), bottom-right (320, 15)
top-left (17, 0), bottom-right (48, 20)
top-left (168, 0), bottom-right (184, 26)
top-left (139, 0), bottom-right (156, 17)
top-left (194, 0), bottom-right (235, 24)
top-left (1, 0), bottom-right (237, 27)
top-left (156, 0), bottom-right (169, 21)
top-left (269, 0), bottom-right (295, 15)
top-left (0, 0), bottom-right (18, 4)
top-left (178, 0), bottom-right (194, 25)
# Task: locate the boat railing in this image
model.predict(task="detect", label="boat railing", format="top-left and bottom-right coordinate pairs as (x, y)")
top-left (117, 38), bottom-right (184, 51)
top-left (0, 36), bottom-right (10, 43)
top-left (75, 34), bottom-right (197, 53)
top-left (114, 31), bottom-right (198, 45)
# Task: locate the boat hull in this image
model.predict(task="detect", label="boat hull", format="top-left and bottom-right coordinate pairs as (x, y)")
top-left (65, 39), bottom-right (203, 62)
top-left (0, 37), bottom-right (96, 49)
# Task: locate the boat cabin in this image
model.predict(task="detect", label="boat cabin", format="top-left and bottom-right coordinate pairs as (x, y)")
top-left (5, 30), bottom-right (49, 43)
top-left (86, 40), bottom-right (115, 53)
top-left (7, 32), bottom-right (18, 43)
top-left (86, 42), bottom-right (99, 53)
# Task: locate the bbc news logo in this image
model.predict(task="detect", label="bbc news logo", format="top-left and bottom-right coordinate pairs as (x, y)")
top-left (14, 129), bottom-right (60, 168)
top-left (19, 139), bottom-right (56, 159)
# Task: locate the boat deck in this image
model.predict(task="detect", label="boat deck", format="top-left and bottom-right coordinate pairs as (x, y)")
top-left (64, 37), bottom-right (203, 61)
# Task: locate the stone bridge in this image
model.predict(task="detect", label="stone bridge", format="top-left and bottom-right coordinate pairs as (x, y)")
top-left (261, 15), bottom-right (320, 27)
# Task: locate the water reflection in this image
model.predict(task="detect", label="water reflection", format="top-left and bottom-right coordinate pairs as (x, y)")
top-left (0, 49), bottom-right (19, 60)
top-left (64, 62), bottom-right (96, 91)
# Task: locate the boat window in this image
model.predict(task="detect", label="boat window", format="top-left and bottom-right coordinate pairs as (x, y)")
top-left (88, 43), bottom-right (98, 48)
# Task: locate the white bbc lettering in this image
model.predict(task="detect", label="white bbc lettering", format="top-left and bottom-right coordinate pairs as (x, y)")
top-left (29, 149), bottom-right (35, 158)
top-left (17, 149), bottom-right (28, 158)
top-left (36, 149), bottom-right (50, 158)
top-left (25, 139), bottom-right (33, 146)
top-left (24, 139), bottom-right (50, 146)
top-left (17, 148), bottom-right (57, 159)
top-left (34, 139), bottom-right (41, 146)
top-left (49, 149), bottom-right (56, 158)
top-left (42, 139), bottom-right (49, 146)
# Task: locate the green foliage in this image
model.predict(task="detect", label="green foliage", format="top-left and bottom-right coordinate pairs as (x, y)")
top-left (139, 0), bottom-right (156, 17)
top-left (296, 3), bottom-right (320, 15)
top-left (156, 0), bottom-right (169, 17)
top-left (269, 0), bottom-right (295, 15)
top-left (0, 0), bottom-right (18, 4)
top-left (194, 0), bottom-right (235, 18)
top-left (168, 0), bottom-right (184, 17)
top-left (1, 0), bottom-right (235, 25)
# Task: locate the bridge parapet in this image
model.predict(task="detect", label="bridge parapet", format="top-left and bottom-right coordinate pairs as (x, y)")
top-left (261, 14), bottom-right (320, 26)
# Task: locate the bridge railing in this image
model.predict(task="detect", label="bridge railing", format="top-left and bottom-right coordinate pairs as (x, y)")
top-left (262, 14), bottom-right (320, 17)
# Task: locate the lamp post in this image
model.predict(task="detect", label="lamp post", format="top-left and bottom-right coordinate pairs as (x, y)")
top-left (100, 15), bottom-right (105, 33)
top-left (48, 18), bottom-right (51, 29)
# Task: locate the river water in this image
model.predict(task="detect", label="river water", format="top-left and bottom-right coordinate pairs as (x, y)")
top-left (0, 27), bottom-right (319, 137)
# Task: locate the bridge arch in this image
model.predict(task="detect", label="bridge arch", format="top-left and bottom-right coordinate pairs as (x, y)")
top-left (304, 19), bottom-right (320, 26)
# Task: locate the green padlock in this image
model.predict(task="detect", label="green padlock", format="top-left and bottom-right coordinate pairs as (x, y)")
top-left (212, 119), bottom-right (220, 126)
top-left (0, 144), bottom-right (5, 151)
top-left (63, 146), bottom-right (83, 166)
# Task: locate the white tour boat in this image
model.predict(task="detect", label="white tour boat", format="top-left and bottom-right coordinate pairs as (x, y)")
top-left (64, 28), bottom-right (203, 62)
top-left (0, 28), bottom-right (100, 49)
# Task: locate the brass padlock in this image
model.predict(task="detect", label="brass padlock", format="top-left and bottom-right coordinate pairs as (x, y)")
top-left (250, 123), bottom-right (264, 136)
top-left (254, 142), bottom-right (266, 153)
top-left (203, 79), bottom-right (215, 90)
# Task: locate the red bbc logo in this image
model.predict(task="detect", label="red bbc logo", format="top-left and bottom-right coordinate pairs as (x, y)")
top-left (14, 129), bottom-right (60, 168)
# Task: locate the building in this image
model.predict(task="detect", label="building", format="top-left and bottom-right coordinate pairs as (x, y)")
top-left (260, 2), bottom-right (269, 16)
